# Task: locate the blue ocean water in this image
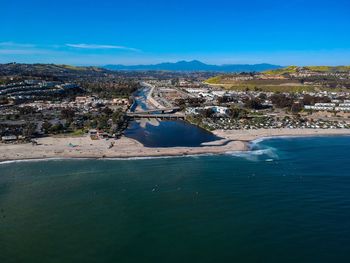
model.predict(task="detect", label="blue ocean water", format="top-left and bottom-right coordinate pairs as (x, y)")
top-left (1, 136), bottom-right (350, 263)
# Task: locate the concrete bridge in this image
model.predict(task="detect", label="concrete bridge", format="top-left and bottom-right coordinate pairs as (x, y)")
top-left (126, 112), bottom-right (185, 120)
top-left (129, 107), bottom-right (181, 114)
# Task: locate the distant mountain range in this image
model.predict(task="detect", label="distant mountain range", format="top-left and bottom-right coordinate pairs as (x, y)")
top-left (104, 60), bottom-right (282, 72)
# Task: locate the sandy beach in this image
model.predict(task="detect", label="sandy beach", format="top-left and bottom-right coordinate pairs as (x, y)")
top-left (212, 128), bottom-right (350, 142)
top-left (0, 134), bottom-right (245, 161)
top-left (1, 128), bottom-right (350, 162)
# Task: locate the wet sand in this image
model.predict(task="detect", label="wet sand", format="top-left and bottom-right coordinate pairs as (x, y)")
top-left (1, 128), bottom-right (350, 162)
top-left (213, 128), bottom-right (350, 141)
top-left (0, 135), bottom-right (245, 161)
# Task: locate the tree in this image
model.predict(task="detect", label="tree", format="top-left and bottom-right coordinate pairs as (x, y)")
top-left (291, 102), bottom-right (303, 113)
top-left (218, 96), bottom-right (234, 103)
top-left (202, 108), bottom-right (214, 118)
top-left (61, 108), bottom-right (75, 120)
top-left (49, 123), bottom-right (64, 134)
top-left (302, 94), bottom-right (314, 105)
top-left (102, 107), bottom-right (113, 116)
top-left (97, 116), bottom-right (109, 130)
top-left (229, 106), bottom-right (247, 119)
top-left (23, 122), bottom-right (37, 138)
top-left (0, 96), bottom-right (9, 105)
top-left (19, 106), bottom-right (36, 115)
top-left (112, 109), bottom-right (125, 128)
top-left (270, 94), bottom-right (294, 108)
top-left (244, 97), bottom-right (263, 110)
top-left (258, 93), bottom-right (267, 100)
top-left (42, 121), bottom-right (52, 134)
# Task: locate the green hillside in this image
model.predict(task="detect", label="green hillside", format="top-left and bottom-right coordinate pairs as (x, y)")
top-left (265, 65), bottom-right (350, 75)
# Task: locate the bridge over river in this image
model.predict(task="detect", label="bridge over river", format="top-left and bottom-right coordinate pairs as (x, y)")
top-left (130, 107), bottom-right (180, 114)
top-left (126, 106), bottom-right (184, 119)
top-left (126, 112), bottom-right (185, 120)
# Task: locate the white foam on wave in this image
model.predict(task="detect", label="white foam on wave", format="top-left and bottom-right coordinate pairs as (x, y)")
top-left (225, 145), bottom-right (279, 162)
top-left (250, 137), bottom-right (273, 144)
top-left (0, 153), bottom-right (217, 165)
top-left (250, 135), bottom-right (313, 145)
top-left (102, 153), bottom-right (215, 161)
top-left (0, 157), bottom-right (90, 165)
top-left (250, 134), bottom-right (349, 145)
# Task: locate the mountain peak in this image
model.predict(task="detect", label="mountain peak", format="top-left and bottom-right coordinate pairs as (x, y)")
top-left (104, 61), bottom-right (282, 72)
top-left (174, 60), bottom-right (205, 65)
top-left (189, 60), bottom-right (205, 64)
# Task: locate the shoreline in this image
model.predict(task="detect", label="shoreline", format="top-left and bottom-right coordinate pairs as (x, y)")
top-left (212, 128), bottom-right (350, 142)
top-left (1, 128), bottom-right (350, 162)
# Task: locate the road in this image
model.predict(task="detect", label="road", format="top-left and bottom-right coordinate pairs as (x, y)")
top-left (141, 82), bottom-right (173, 109)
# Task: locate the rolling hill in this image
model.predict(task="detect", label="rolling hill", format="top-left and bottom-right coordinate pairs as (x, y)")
top-left (104, 60), bottom-right (282, 72)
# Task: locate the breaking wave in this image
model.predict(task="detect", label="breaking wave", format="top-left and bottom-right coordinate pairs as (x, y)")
top-left (0, 153), bottom-right (217, 165)
top-left (226, 140), bottom-right (279, 162)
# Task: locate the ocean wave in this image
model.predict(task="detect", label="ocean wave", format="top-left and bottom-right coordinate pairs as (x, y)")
top-left (0, 153), bottom-right (218, 165)
top-left (0, 157), bottom-right (96, 165)
top-left (226, 146), bottom-right (279, 162)
top-left (250, 134), bottom-right (350, 145)
top-left (101, 153), bottom-right (215, 161)
top-left (250, 136), bottom-right (293, 144)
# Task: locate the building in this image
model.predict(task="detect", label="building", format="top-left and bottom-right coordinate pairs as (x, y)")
top-left (75, 96), bottom-right (89, 104)
top-left (212, 106), bottom-right (229, 115)
top-left (1, 135), bottom-right (17, 142)
top-left (112, 98), bottom-right (129, 105)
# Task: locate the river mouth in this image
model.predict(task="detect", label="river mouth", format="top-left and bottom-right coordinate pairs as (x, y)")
top-left (125, 86), bottom-right (220, 147)
top-left (124, 119), bottom-right (221, 148)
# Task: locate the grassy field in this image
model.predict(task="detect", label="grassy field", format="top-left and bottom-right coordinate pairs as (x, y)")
top-left (264, 66), bottom-right (299, 75)
top-left (206, 76), bottom-right (223, 84)
top-left (59, 65), bottom-right (104, 71)
top-left (205, 66), bottom-right (350, 93)
top-left (206, 76), bottom-right (301, 85)
top-left (304, 66), bottom-right (350, 72)
top-left (206, 83), bottom-right (319, 92)
top-left (265, 65), bottom-right (350, 75)
top-left (27, 64), bottom-right (104, 72)
top-left (205, 75), bottom-right (318, 92)
top-left (205, 78), bottom-right (350, 92)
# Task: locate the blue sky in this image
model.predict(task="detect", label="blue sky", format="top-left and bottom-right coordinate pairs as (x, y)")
top-left (1, 0), bottom-right (350, 65)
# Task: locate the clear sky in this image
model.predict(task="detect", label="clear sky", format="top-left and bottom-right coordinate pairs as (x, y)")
top-left (1, 0), bottom-right (350, 66)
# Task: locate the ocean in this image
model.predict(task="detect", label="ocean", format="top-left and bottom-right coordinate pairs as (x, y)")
top-left (1, 136), bottom-right (350, 263)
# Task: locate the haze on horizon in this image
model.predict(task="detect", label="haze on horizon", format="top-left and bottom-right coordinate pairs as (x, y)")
top-left (1, 0), bottom-right (350, 66)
